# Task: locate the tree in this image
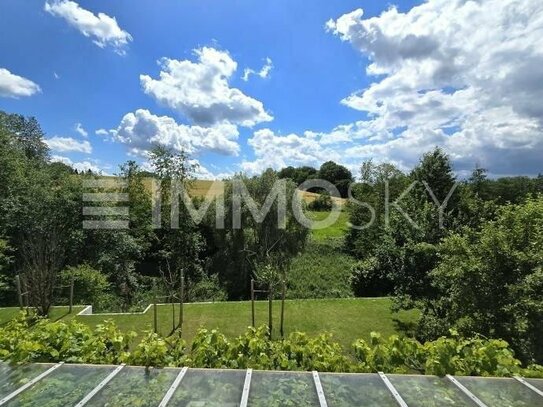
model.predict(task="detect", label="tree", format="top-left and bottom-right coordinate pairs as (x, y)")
top-left (0, 111), bottom-right (49, 161)
top-left (207, 170), bottom-right (308, 299)
top-left (277, 166), bottom-right (317, 186)
top-left (148, 146), bottom-right (205, 302)
top-left (423, 196), bottom-right (543, 363)
top-left (317, 161), bottom-right (353, 198)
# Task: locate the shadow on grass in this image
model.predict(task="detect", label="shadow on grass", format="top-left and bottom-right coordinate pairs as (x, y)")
top-left (393, 318), bottom-right (418, 337)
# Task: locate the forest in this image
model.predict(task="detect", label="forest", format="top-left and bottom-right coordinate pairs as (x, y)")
top-left (0, 109), bottom-right (542, 367)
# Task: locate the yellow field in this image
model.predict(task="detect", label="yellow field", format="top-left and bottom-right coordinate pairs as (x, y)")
top-left (93, 177), bottom-right (347, 205)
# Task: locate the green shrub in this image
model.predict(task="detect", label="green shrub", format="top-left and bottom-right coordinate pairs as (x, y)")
top-left (60, 264), bottom-right (111, 311)
top-left (0, 314), bottom-right (541, 377)
top-left (307, 192), bottom-right (333, 211)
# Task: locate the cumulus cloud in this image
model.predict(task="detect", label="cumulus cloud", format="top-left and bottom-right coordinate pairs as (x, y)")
top-left (75, 122), bottom-right (88, 137)
top-left (240, 128), bottom-right (342, 175)
top-left (51, 155), bottom-right (103, 173)
top-left (0, 68), bottom-right (41, 98)
top-left (44, 0), bottom-right (132, 55)
top-left (45, 136), bottom-right (92, 153)
top-left (325, 0), bottom-right (543, 176)
top-left (111, 109), bottom-right (240, 157)
top-left (140, 47), bottom-right (273, 126)
top-left (242, 57), bottom-right (273, 81)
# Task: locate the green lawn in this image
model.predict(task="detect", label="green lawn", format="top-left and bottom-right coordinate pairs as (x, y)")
top-left (74, 298), bottom-right (418, 351)
top-left (0, 306), bottom-right (86, 326)
top-left (306, 209), bottom-right (350, 242)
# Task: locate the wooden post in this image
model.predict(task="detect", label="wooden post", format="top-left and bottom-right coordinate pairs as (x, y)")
top-left (15, 275), bottom-right (23, 310)
top-left (69, 276), bottom-right (74, 313)
top-left (268, 283), bottom-right (273, 339)
top-left (179, 276), bottom-right (184, 330)
top-left (280, 280), bottom-right (286, 338)
top-left (153, 295), bottom-right (158, 334)
top-left (250, 279), bottom-right (255, 327)
top-left (171, 300), bottom-right (175, 332)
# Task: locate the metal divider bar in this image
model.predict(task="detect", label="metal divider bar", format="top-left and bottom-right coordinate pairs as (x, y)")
top-left (74, 364), bottom-right (125, 407)
top-left (446, 375), bottom-right (488, 407)
top-left (514, 376), bottom-right (543, 398)
top-left (0, 362), bottom-right (64, 406)
top-left (312, 371), bottom-right (328, 407)
top-left (239, 368), bottom-right (253, 407)
top-left (158, 367), bottom-right (188, 407)
top-left (378, 372), bottom-right (409, 407)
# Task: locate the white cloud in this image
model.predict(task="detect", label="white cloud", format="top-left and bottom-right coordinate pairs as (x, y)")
top-left (45, 136), bottom-right (92, 153)
top-left (242, 57), bottom-right (273, 81)
top-left (95, 128), bottom-right (109, 136)
top-left (140, 47), bottom-right (273, 126)
top-left (240, 128), bottom-right (341, 175)
top-left (111, 109), bottom-right (240, 157)
top-left (325, 0), bottom-right (543, 176)
top-left (0, 68), bottom-right (41, 98)
top-left (44, 0), bottom-right (132, 55)
top-left (51, 155), bottom-right (103, 173)
top-left (75, 122), bottom-right (88, 137)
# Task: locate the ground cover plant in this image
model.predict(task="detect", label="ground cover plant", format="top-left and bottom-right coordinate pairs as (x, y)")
top-left (1, 314), bottom-right (542, 378)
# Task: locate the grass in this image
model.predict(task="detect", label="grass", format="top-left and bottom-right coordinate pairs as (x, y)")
top-left (288, 241), bottom-right (355, 299)
top-left (73, 298), bottom-right (418, 351)
top-left (305, 209), bottom-right (350, 242)
top-left (0, 306), bottom-right (86, 326)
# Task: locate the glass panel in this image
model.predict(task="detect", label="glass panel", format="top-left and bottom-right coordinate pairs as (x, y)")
top-left (456, 376), bottom-right (543, 407)
top-left (388, 374), bottom-right (476, 407)
top-left (526, 379), bottom-right (543, 392)
top-left (248, 370), bottom-right (320, 407)
top-left (5, 363), bottom-right (115, 407)
top-left (85, 366), bottom-right (179, 407)
top-left (0, 363), bottom-right (52, 400)
top-left (319, 373), bottom-right (398, 407)
top-left (170, 368), bottom-right (245, 407)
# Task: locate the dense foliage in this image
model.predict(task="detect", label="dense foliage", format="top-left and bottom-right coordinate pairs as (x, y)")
top-left (345, 149), bottom-right (543, 363)
top-left (0, 314), bottom-right (541, 377)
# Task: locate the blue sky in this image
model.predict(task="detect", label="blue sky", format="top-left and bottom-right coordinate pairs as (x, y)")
top-left (1, 0), bottom-right (542, 177)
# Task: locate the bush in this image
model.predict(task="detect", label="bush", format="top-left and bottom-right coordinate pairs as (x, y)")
top-left (188, 274), bottom-right (228, 302)
top-left (60, 264), bottom-right (111, 311)
top-left (307, 192), bottom-right (333, 211)
top-left (1, 313), bottom-right (542, 377)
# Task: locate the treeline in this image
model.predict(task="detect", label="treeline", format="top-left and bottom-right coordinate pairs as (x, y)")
top-left (0, 111), bottom-right (306, 315)
top-left (343, 150), bottom-right (543, 363)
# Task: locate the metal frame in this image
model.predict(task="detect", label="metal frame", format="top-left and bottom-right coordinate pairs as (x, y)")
top-left (239, 368), bottom-right (253, 407)
top-left (446, 375), bottom-right (488, 407)
top-left (158, 367), bottom-right (188, 407)
top-left (514, 376), bottom-right (543, 398)
top-left (378, 372), bottom-right (409, 407)
top-left (312, 371), bottom-right (328, 407)
top-left (74, 364), bottom-right (125, 407)
top-left (0, 362), bottom-right (64, 406)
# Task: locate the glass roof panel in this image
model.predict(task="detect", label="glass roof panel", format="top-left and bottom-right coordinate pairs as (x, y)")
top-left (0, 363), bottom-right (53, 400)
top-left (526, 379), bottom-right (543, 392)
top-left (456, 376), bottom-right (543, 407)
top-left (388, 374), bottom-right (476, 407)
top-left (5, 363), bottom-right (115, 407)
top-left (319, 373), bottom-right (398, 407)
top-left (248, 370), bottom-right (320, 407)
top-left (84, 366), bottom-right (179, 407)
top-left (169, 368), bottom-right (245, 407)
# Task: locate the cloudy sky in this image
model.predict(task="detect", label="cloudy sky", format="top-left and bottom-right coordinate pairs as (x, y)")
top-left (1, 0), bottom-right (542, 177)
